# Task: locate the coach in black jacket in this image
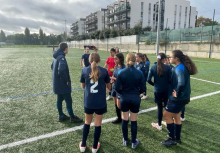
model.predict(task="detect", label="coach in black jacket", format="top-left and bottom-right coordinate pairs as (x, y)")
top-left (51, 42), bottom-right (83, 123)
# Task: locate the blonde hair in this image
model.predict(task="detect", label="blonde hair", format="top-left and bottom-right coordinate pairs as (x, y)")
top-left (89, 53), bottom-right (101, 82)
top-left (126, 53), bottom-right (136, 67)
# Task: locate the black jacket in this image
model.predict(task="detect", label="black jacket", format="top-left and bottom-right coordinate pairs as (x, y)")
top-left (51, 49), bottom-right (71, 94)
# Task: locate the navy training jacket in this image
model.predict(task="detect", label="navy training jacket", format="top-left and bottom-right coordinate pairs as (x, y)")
top-left (51, 49), bottom-right (71, 94)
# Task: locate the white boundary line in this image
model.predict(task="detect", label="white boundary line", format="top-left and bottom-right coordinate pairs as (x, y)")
top-left (1, 91), bottom-right (220, 151)
top-left (191, 77), bottom-right (220, 85)
top-left (193, 60), bottom-right (220, 64)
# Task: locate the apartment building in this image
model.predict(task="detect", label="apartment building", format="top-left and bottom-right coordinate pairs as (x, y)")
top-left (85, 8), bottom-right (106, 34)
top-left (70, 18), bottom-right (86, 37)
top-left (71, 0), bottom-right (197, 35)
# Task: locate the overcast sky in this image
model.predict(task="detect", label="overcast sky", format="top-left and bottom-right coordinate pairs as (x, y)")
top-left (0, 0), bottom-right (219, 36)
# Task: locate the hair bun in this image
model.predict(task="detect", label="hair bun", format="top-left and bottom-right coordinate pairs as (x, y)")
top-left (129, 61), bottom-right (134, 65)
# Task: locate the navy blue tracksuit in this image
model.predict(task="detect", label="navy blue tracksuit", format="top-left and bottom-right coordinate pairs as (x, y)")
top-left (115, 66), bottom-right (145, 113)
top-left (147, 63), bottom-right (171, 126)
top-left (166, 63), bottom-right (191, 113)
top-left (134, 62), bottom-right (148, 96)
top-left (51, 49), bottom-right (74, 118)
top-left (115, 66), bottom-right (145, 144)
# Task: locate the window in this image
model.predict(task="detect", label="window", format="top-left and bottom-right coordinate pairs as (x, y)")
top-left (174, 23), bottom-right (176, 29)
top-left (149, 3), bottom-right (151, 12)
top-left (174, 5), bottom-right (177, 15)
top-left (179, 6), bottom-right (182, 28)
top-left (141, 12), bottom-right (143, 20)
top-left (141, 2), bottom-right (144, 11)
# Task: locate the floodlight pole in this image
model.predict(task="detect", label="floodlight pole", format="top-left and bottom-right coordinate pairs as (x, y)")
top-left (65, 20), bottom-right (67, 42)
top-left (165, 18), bottom-right (168, 54)
top-left (209, 9), bottom-right (215, 58)
top-left (156, 0), bottom-right (161, 55)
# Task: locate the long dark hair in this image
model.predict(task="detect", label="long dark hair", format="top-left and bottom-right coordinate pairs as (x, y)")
top-left (136, 53), bottom-right (146, 63)
top-left (157, 53), bottom-right (167, 76)
top-left (116, 53), bottom-right (125, 69)
top-left (172, 50), bottom-right (198, 75)
top-left (143, 54), bottom-right (150, 63)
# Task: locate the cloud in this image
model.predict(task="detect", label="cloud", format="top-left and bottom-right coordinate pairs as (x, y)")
top-left (1, 0), bottom-right (218, 36)
top-left (0, 0), bottom-right (115, 35)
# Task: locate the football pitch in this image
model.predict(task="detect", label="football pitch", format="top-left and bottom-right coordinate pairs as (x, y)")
top-left (0, 47), bottom-right (220, 153)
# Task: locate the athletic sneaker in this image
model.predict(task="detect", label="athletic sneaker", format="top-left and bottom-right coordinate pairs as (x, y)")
top-left (106, 95), bottom-right (112, 101)
top-left (141, 95), bottom-right (148, 100)
top-left (131, 139), bottom-right (139, 149)
top-left (70, 115), bottom-right (83, 123)
top-left (151, 123), bottom-right (162, 131)
top-left (111, 118), bottom-right (122, 124)
top-left (161, 138), bottom-right (177, 147)
top-left (59, 114), bottom-right (70, 122)
top-left (79, 142), bottom-right (86, 152)
top-left (162, 121), bottom-right (167, 127)
top-left (123, 138), bottom-right (129, 146)
top-left (180, 117), bottom-right (185, 121)
top-left (92, 142), bottom-right (100, 153)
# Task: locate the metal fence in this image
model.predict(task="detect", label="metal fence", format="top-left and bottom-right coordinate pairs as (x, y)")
top-left (139, 25), bottom-right (220, 43)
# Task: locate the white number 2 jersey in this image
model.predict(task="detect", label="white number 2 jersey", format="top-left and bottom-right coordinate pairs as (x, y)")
top-left (80, 66), bottom-right (110, 109)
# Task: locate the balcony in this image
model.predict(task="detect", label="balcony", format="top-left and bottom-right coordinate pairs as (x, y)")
top-left (71, 30), bottom-right (79, 35)
top-left (106, 4), bottom-right (131, 17)
top-left (85, 17), bottom-right (98, 25)
top-left (106, 16), bottom-right (130, 25)
top-left (71, 25), bottom-right (78, 30)
top-left (86, 25), bottom-right (98, 31)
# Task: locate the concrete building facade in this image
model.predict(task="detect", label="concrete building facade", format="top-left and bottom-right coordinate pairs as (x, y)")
top-left (70, 18), bottom-right (86, 37)
top-left (70, 0), bottom-right (197, 37)
top-left (85, 9), bottom-right (106, 34)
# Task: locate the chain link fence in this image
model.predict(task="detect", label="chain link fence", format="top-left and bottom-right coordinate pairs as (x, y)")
top-left (139, 25), bottom-right (220, 43)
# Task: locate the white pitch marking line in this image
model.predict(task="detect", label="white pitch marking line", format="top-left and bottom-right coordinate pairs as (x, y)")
top-left (1, 91), bottom-right (220, 151)
top-left (193, 60), bottom-right (220, 64)
top-left (191, 77), bottom-right (220, 85)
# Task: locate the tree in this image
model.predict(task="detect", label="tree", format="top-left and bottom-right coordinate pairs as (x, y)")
top-left (39, 29), bottom-right (44, 45)
top-left (143, 26), bottom-right (152, 32)
top-left (103, 29), bottom-right (111, 38)
top-left (99, 31), bottom-right (104, 39)
top-left (123, 29), bottom-right (134, 36)
top-left (110, 29), bottom-right (118, 38)
top-left (117, 28), bottom-right (124, 36)
top-left (57, 35), bottom-right (63, 44)
top-left (14, 34), bottom-right (25, 45)
top-left (31, 33), bottom-right (40, 45)
top-left (63, 31), bottom-right (67, 41)
top-left (89, 33), bottom-right (95, 39)
top-left (24, 27), bottom-right (30, 45)
top-left (133, 25), bottom-right (143, 35)
top-left (196, 16), bottom-right (219, 27)
top-left (0, 30), bottom-right (6, 42)
top-left (94, 31), bottom-right (101, 39)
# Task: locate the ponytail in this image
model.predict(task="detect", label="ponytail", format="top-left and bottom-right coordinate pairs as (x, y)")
top-left (126, 53), bottom-right (136, 67)
top-left (157, 53), bottom-right (167, 76)
top-left (128, 61), bottom-right (135, 66)
top-left (182, 55), bottom-right (198, 75)
top-left (143, 54), bottom-right (150, 63)
top-left (172, 50), bottom-right (198, 75)
top-left (89, 53), bottom-right (101, 82)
